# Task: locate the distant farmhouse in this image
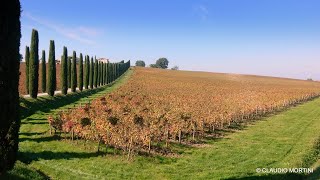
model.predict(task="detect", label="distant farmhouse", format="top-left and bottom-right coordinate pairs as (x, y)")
top-left (98, 58), bottom-right (109, 63)
top-left (54, 57), bottom-right (109, 64)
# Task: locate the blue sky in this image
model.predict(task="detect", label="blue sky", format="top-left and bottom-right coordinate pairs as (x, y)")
top-left (21, 0), bottom-right (320, 80)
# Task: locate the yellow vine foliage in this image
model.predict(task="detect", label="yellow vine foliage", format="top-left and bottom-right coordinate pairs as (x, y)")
top-left (55, 67), bottom-right (320, 153)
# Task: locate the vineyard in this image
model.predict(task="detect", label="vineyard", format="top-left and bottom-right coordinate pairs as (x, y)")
top-left (48, 67), bottom-right (320, 157)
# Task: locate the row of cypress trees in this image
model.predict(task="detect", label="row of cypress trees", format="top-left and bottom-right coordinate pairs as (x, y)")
top-left (24, 30), bottom-right (56, 98)
top-left (25, 29), bottom-right (131, 98)
top-left (59, 47), bottom-right (130, 95)
top-left (0, 2), bottom-right (130, 173)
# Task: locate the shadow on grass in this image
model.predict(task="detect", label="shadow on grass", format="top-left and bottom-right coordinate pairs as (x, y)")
top-left (20, 86), bottom-right (111, 119)
top-left (21, 121), bottom-right (48, 125)
top-left (18, 150), bottom-right (104, 164)
top-left (19, 132), bottom-right (47, 136)
top-left (0, 161), bottom-right (50, 180)
top-left (19, 135), bottom-right (61, 143)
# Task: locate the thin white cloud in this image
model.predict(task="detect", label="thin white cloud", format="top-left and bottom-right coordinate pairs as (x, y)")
top-left (24, 12), bottom-right (101, 45)
top-left (195, 5), bottom-right (209, 21)
top-left (77, 26), bottom-right (101, 37)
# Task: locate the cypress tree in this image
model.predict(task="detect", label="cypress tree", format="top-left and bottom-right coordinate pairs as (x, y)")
top-left (99, 62), bottom-right (102, 86)
top-left (71, 51), bottom-right (77, 92)
top-left (41, 50), bottom-right (46, 93)
top-left (29, 29), bottom-right (39, 98)
top-left (108, 63), bottom-right (112, 83)
top-left (98, 62), bottom-right (102, 86)
top-left (117, 63), bottom-right (119, 78)
top-left (106, 63), bottom-right (109, 84)
top-left (102, 62), bottom-right (105, 85)
top-left (47, 40), bottom-right (56, 96)
top-left (117, 63), bottom-right (120, 78)
top-left (79, 53), bottom-right (83, 91)
top-left (113, 63), bottom-right (116, 80)
top-left (114, 63), bottom-right (117, 79)
top-left (110, 63), bottom-right (114, 82)
top-left (97, 61), bottom-right (100, 87)
top-left (115, 63), bottom-right (117, 79)
top-left (61, 47), bottom-right (68, 95)
top-left (94, 58), bottom-right (98, 88)
top-left (100, 62), bottom-right (102, 86)
top-left (101, 62), bottom-right (104, 85)
top-left (104, 63), bottom-right (108, 85)
top-left (116, 63), bottom-right (119, 78)
top-left (84, 55), bottom-right (89, 89)
top-left (119, 63), bottom-right (122, 76)
top-left (0, 0), bottom-right (21, 173)
top-left (108, 63), bottom-right (111, 83)
top-left (89, 57), bottom-right (94, 89)
top-left (25, 46), bottom-right (30, 94)
top-left (119, 63), bottom-right (121, 77)
top-left (24, 46), bottom-right (30, 94)
top-left (113, 63), bottom-right (116, 81)
top-left (67, 57), bottom-right (71, 88)
top-left (106, 63), bottom-right (109, 83)
top-left (99, 61), bottom-right (102, 86)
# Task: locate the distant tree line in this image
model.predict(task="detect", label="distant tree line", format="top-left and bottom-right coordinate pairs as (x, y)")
top-left (135, 58), bottom-right (178, 70)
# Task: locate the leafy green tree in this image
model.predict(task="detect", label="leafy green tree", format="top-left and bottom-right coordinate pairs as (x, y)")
top-left (71, 51), bottom-right (77, 92)
top-left (135, 60), bottom-right (145, 67)
top-left (171, 65), bottom-right (179, 70)
top-left (41, 50), bottom-right (46, 92)
top-left (61, 47), bottom-right (68, 95)
top-left (78, 53), bottom-right (83, 91)
top-left (0, 0), bottom-right (21, 173)
top-left (150, 64), bottom-right (158, 68)
top-left (156, 58), bottom-right (169, 69)
top-left (29, 29), bottom-right (39, 98)
top-left (47, 40), bottom-right (56, 96)
top-left (25, 46), bottom-right (30, 94)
